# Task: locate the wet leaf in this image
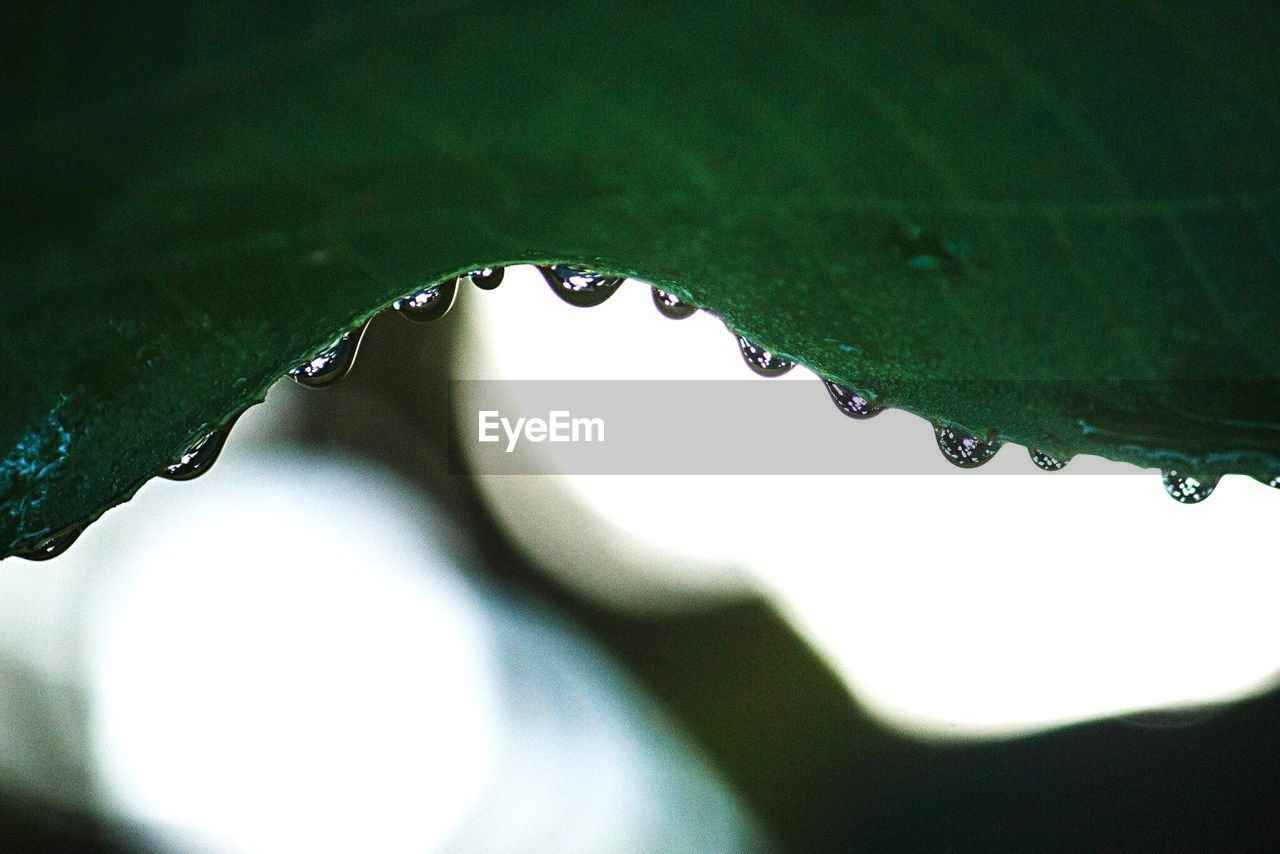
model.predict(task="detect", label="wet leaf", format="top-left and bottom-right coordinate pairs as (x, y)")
top-left (3, 0), bottom-right (1278, 555)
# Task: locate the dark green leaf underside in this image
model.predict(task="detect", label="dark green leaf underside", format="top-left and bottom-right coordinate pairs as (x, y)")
top-left (3, 0), bottom-right (1279, 555)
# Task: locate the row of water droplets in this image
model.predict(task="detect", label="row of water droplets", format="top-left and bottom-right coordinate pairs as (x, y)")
top-left (287, 264), bottom-right (1269, 506)
top-left (11, 265), bottom-right (1267, 561)
top-left (347, 263), bottom-right (1242, 504)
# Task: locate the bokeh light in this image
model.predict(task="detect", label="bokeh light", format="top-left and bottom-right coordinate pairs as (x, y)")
top-left (458, 266), bottom-right (1280, 738)
top-left (0, 396), bottom-right (763, 851)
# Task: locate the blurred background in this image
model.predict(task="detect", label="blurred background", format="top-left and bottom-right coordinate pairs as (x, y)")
top-left (5, 4), bottom-right (1280, 849)
top-left (0, 266), bottom-right (1278, 852)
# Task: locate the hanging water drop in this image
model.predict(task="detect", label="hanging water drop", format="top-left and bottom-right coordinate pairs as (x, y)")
top-left (934, 424), bottom-right (1003, 468)
top-left (735, 334), bottom-right (794, 377)
top-left (289, 320), bottom-right (370, 389)
top-left (652, 288), bottom-right (698, 320)
top-left (1269, 476), bottom-right (1279, 489)
top-left (468, 267), bottom-right (504, 290)
top-left (539, 265), bottom-right (625, 308)
top-left (14, 522), bottom-right (87, 562)
top-left (823, 380), bottom-right (881, 419)
top-left (1162, 471), bottom-right (1217, 504)
top-left (160, 411), bottom-right (245, 482)
top-left (1029, 448), bottom-right (1068, 471)
top-left (393, 277), bottom-right (458, 322)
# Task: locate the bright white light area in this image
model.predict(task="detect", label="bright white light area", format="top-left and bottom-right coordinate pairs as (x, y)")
top-left (458, 266), bottom-right (1280, 739)
top-left (0, 391), bottom-right (761, 851)
top-left (456, 268), bottom-right (822, 608)
top-left (79, 441), bottom-right (502, 852)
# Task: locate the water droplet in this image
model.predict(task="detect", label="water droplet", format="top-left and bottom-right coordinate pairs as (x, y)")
top-left (823, 380), bottom-right (882, 419)
top-left (934, 424), bottom-right (1003, 469)
top-left (160, 411), bottom-right (244, 482)
top-left (468, 267), bottom-right (504, 290)
top-left (289, 320), bottom-right (370, 389)
top-left (735, 334), bottom-right (794, 377)
top-left (652, 288), bottom-right (697, 320)
top-left (14, 523), bottom-right (87, 562)
top-left (1030, 448), bottom-right (1068, 471)
top-left (1162, 471), bottom-right (1217, 504)
top-left (393, 278), bottom-right (458, 323)
top-left (539, 265), bottom-right (625, 308)
top-left (1269, 476), bottom-right (1279, 489)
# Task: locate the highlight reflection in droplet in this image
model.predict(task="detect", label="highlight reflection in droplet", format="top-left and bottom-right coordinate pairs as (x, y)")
top-left (14, 522), bottom-right (87, 562)
top-left (290, 321), bottom-right (370, 389)
top-left (823, 380), bottom-right (882, 419)
top-left (539, 265), bottom-right (625, 308)
top-left (735, 334), bottom-right (794, 377)
top-left (1030, 449), bottom-right (1068, 471)
top-left (934, 424), bottom-right (1002, 469)
top-left (468, 267), bottom-right (505, 290)
top-left (1162, 471), bottom-right (1217, 504)
top-left (652, 288), bottom-right (698, 320)
top-left (161, 412), bottom-right (244, 482)
top-left (393, 278), bottom-right (459, 323)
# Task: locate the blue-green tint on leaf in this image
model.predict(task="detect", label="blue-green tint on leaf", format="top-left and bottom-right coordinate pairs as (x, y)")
top-left (2, 1), bottom-right (1279, 555)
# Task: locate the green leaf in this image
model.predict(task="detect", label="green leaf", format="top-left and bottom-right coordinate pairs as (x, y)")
top-left (3, 0), bottom-right (1278, 556)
